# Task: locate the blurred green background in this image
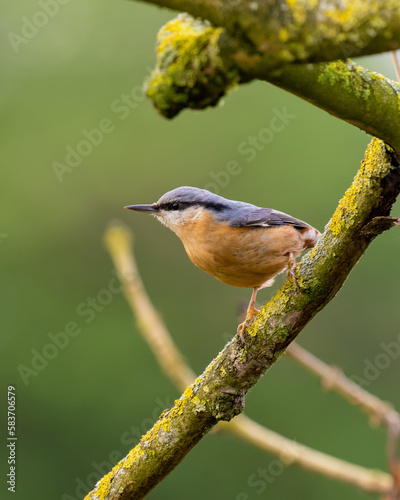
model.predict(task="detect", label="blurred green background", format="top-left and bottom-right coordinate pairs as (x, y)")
top-left (2, 1), bottom-right (400, 499)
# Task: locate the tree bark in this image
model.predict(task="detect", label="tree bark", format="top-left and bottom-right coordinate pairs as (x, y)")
top-left (134, 0), bottom-right (400, 66)
top-left (145, 15), bottom-right (400, 155)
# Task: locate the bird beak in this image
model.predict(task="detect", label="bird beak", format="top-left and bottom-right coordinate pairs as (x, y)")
top-left (124, 204), bottom-right (159, 214)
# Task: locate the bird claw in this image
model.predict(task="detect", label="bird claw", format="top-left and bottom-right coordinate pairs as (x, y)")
top-left (237, 306), bottom-right (259, 342)
top-left (287, 254), bottom-right (300, 291)
top-left (237, 322), bottom-right (247, 342)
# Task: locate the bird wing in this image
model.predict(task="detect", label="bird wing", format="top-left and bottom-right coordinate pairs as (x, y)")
top-left (239, 208), bottom-right (310, 230)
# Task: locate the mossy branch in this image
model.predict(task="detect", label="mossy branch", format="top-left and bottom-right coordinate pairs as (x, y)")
top-left (266, 60), bottom-right (400, 152)
top-left (99, 221), bottom-right (394, 496)
top-left (144, 15), bottom-right (400, 153)
top-left (86, 138), bottom-right (400, 499)
top-left (134, 0), bottom-right (400, 67)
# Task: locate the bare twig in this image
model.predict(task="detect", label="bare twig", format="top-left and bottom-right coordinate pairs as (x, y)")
top-left (386, 418), bottom-right (400, 499)
top-left (286, 343), bottom-right (400, 430)
top-left (287, 341), bottom-right (400, 498)
top-left (101, 222), bottom-right (393, 496)
top-left (392, 51), bottom-right (400, 81)
top-left (104, 224), bottom-right (195, 391)
top-left (226, 416), bottom-right (392, 494)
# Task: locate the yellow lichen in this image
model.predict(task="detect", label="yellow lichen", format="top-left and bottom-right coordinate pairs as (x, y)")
top-left (244, 285), bottom-right (292, 338)
top-left (308, 247), bottom-right (317, 259)
top-left (329, 138), bottom-right (386, 236)
top-left (177, 386), bottom-right (194, 415)
top-left (161, 419), bottom-right (170, 432)
top-left (323, 1), bottom-right (393, 32)
top-left (267, 287), bottom-right (292, 314)
top-left (123, 446), bottom-right (145, 469)
top-left (328, 185), bottom-right (359, 236)
top-left (192, 396), bottom-right (207, 412)
top-left (141, 427), bottom-right (153, 444)
top-left (127, 393), bottom-right (193, 461)
top-left (86, 460), bottom-right (124, 500)
top-left (146, 14), bottom-right (239, 118)
top-left (159, 409), bottom-right (170, 419)
top-left (156, 16), bottom-right (218, 57)
top-left (286, 0), bottom-right (318, 25)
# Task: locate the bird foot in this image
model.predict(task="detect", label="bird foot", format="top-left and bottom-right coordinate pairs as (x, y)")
top-left (237, 306), bottom-right (260, 342)
top-left (287, 254), bottom-right (300, 291)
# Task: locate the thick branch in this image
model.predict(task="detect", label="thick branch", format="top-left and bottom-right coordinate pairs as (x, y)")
top-left (265, 61), bottom-right (400, 152)
top-left (134, 0), bottom-right (400, 67)
top-left (86, 138), bottom-right (400, 499)
top-left (145, 16), bottom-right (400, 154)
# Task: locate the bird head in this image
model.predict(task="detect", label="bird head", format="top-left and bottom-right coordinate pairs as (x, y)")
top-left (125, 186), bottom-right (231, 232)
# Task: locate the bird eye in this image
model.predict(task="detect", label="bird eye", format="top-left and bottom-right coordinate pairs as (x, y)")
top-left (171, 202), bottom-right (180, 210)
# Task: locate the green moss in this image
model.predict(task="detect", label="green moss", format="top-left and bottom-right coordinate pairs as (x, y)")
top-left (145, 14), bottom-right (239, 118)
top-left (317, 61), bottom-right (370, 100)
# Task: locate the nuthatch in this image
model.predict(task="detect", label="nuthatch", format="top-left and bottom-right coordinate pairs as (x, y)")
top-left (125, 187), bottom-right (320, 340)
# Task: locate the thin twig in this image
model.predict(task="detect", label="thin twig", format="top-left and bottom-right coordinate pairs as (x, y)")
top-left (225, 416), bottom-right (392, 494)
top-left (386, 418), bottom-right (400, 499)
top-left (286, 343), bottom-right (400, 429)
top-left (392, 51), bottom-right (400, 81)
top-left (103, 222), bottom-right (393, 495)
top-left (287, 342), bottom-right (400, 498)
top-left (104, 224), bottom-right (195, 391)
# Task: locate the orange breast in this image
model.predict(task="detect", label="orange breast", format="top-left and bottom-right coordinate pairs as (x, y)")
top-left (173, 211), bottom-right (312, 289)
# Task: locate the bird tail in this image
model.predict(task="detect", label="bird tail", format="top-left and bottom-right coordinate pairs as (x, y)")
top-left (301, 226), bottom-right (321, 249)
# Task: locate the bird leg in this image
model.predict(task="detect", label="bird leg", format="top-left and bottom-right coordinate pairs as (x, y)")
top-left (287, 252), bottom-right (300, 291)
top-left (237, 287), bottom-right (260, 342)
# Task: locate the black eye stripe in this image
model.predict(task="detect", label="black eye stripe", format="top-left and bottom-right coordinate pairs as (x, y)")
top-left (203, 202), bottom-right (226, 212)
top-left (158, 201), bottom-right (191, 211)
top-left (157, 201), bottom-right (228, 212)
